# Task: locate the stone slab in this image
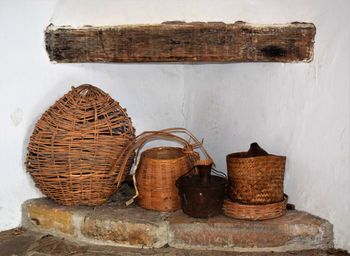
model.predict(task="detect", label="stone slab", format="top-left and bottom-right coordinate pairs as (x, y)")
top-left (21, 185), bottom-right (333, 252)
top-left (80, 205), bottom-right (169, 248)
top-left (22, 185), bottom-right (169, 248)
top-left (1, 228), bottom-right (347, 256)
top-left (168, 210), bottom-right (333, 252)
top-left (22, 198), bottom-right (76, 237)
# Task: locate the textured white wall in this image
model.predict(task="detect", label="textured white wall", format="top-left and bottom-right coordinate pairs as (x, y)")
top-left (0, 0), bottom-right (349, 251)
top-left (0, 0), bottom-right (185, 231)
top-left (181, 0), bottom-right (350, 250)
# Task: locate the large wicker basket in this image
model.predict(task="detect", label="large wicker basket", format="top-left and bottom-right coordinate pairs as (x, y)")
top-left (226, 152), bottom-right (286, 205)
top-left (26, 84), bottom-right (135, 206)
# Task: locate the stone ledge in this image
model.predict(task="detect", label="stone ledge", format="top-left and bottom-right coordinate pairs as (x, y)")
top-left (80, 206), bottom-right (169, 248)
top-left (1, 228), bottom-right (346, 256)
top-left (22, 193), bottom-right (333, 252)
top-left (22, 198), bottom-right (77, 237)
top-left (22, 198), bottom-right (169, 248)
top-left (168, 210), bottom-right (333, 252)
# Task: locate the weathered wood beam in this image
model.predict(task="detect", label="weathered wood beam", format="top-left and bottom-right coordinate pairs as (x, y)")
top-left (45, 21), bottom-right (316, 63)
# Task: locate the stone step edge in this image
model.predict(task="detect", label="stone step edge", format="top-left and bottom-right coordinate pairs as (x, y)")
top-left (21, 199), bottom-right (167, 249)
top-left (21, 198), bottom-right (334, 252)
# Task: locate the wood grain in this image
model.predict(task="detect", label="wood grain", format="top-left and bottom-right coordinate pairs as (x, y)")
top-left (45, 21), bottom-right (316, 63)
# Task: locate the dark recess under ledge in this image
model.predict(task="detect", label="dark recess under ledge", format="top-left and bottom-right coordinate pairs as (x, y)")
top-left (45, 21), bottom-right (316, 63)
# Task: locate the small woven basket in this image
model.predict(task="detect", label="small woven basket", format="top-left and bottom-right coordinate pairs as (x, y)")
top-left (227, 152), bottom-right (286, 205)
top-left (223, 195), bottom-right (288, 220)
top-left (26, 84), bottom-right (135, 206)
top-left (136, 147), bottom-right (191, 211)
top-left (115, 128), bottom-right (213, 212)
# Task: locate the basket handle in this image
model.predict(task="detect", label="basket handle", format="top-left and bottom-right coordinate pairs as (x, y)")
top-left (110, 128), bottom-right (214, 195)
top-left (123, 133), bottom-right (200, 205)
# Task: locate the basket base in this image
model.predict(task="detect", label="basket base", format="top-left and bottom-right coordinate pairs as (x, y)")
top-left (223, 195), bottom-right (288, 220)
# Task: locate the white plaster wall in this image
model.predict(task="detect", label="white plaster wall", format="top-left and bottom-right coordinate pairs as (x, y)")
top-left (182, 0), bottom-right (350, 250)
top-left (0, 0), bottom-right (349, 251)
top-left (0, 0), bottom-right (185, 231)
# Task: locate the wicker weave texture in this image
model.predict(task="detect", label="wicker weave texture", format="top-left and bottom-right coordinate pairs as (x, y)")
top-left (114, 128), bottom-right (213, 212)
top-left (223, 195), bottom-right (288, 220)
top-left (136, 147), bottom-right (191, 212)
top-left (227, 153), bottom-right (286, 205)
top-left (26, 84), bottom-right (135, 206)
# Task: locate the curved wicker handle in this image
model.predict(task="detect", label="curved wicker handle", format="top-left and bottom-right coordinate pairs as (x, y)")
top-left (111, 128), bottom-right (214, 190)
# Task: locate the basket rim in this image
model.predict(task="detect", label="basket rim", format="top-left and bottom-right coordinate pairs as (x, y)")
top-left (226, 152), bottom-right (286, 160)
top-left (142, 146), bottom-right (186, 160)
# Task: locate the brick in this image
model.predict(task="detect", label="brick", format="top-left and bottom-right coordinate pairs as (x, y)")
top-left (168, 210), bottom-right (333, 252)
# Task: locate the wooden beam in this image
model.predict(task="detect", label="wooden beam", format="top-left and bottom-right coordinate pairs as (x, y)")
top-left (45, 21), bottom-right (316, 63)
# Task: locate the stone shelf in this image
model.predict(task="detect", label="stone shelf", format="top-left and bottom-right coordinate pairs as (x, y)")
top-left (22, 186), bottom-right (333, 252)
top-left (0, 228), bottom-right (344, 256)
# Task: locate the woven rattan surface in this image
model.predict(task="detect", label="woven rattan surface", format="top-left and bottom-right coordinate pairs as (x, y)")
top-left (223, 195), bottom-right (288, 220)
top-left (114, 128), bottom-right (213, 211)
top-left (227, 152), bottom-right (286, 205)
top-left (136, 147), bottom-right (191, 211)
top-left (26, 84), bottom-right (135, 206)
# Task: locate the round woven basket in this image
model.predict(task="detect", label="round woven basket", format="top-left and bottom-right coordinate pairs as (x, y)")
top-left (227, 152), bottom-right (286, 205)
top-left (223, 195), bottom-right (288, 220)
top-left (136, 147), bottom-right (191, 212)
top-left (114, 128), bottom-right (213, 212)
top-left (26, 84), bottom-right (135, 206)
